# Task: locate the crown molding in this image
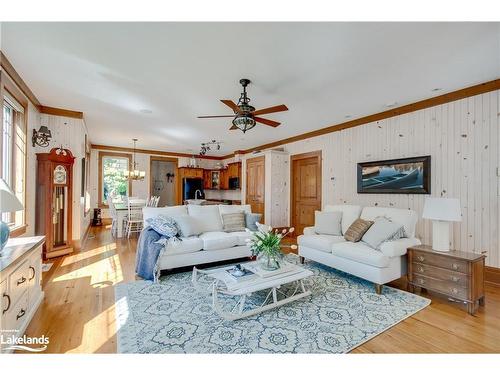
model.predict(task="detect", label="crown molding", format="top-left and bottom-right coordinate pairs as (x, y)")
top-left (1, 51), bottom-right (41, 107)
top-left (39, 105), bottom-right (84, 119)
top-left (91, 144), bottom-right (225, 160)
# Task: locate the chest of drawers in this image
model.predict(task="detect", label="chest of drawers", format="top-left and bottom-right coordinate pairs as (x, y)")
top-left (408, 245), bottom-right (485, 315)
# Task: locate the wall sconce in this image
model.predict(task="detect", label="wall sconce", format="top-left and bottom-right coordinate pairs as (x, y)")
top-left (32, 126), bottom-right (52, 147)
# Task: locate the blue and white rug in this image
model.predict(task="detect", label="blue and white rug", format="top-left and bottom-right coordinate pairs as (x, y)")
top-left (115, 261), bottom-right (430, 353)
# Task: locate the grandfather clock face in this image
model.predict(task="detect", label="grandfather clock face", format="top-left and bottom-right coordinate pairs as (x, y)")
top-left (53, 165), bottom-right (67, 184)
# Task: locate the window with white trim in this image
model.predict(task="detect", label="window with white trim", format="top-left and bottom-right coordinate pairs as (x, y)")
top-left (1, 92), bottom-right (26, 229)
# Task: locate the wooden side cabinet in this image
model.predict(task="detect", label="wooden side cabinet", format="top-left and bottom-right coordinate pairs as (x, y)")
top-left (408, 245), bottom-right (486, 315)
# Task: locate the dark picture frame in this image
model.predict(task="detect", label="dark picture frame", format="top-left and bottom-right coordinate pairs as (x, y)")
top-left (357, 156), bottom-right (431, 194)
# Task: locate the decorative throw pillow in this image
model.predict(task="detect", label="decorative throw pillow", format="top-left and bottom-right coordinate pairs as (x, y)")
top-left (173, 214), bottom-right (202, 237)
top-left (361, 217), bottom-right (404, 250)
top-left (314, 211), bottom-right (342, 236)
top-left (344, 218), bottom-right (374, 242)
top-left (245, 213), bottom-right (262, 231)
top-left (222, 212), bottom-right (246, 232)
top-left (146, 215), bottom-right (181, 237)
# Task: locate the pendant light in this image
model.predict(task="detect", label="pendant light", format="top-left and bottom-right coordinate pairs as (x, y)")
top-left (125, 139), bottom-right (146, 181)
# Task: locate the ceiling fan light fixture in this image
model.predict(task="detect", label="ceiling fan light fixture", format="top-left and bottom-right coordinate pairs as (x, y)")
top-left (232, 115), bottom-right (256, 133)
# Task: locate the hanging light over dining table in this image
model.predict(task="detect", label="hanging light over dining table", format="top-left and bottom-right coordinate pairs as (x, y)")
top-left (125, 138), bottom-right (146, 181)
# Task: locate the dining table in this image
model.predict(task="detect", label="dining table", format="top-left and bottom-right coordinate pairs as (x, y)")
top-left (113, 198), bottom-right (146, 238)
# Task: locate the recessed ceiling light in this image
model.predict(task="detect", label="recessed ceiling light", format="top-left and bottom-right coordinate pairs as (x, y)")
top-left (140, 109), bottom-right (152, 114)
top-left (345, 115), bottom-right (352, 119)
top-left (432, 88), bottom-right (442, 92)
top-left (385, 101), bottom-right (398, 108)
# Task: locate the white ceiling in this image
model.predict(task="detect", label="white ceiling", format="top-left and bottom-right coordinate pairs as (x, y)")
top-left (2, 22), bottom-right (499, 155)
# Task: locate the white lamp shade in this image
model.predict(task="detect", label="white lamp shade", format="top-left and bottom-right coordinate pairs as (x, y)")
top-left (422, 197), bottom-right (462, 222)
top-left (0, 178), bottom-right (24, 213)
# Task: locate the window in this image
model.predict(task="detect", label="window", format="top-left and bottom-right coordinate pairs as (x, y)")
top-left (98, 151), bottom-right (132, 206)
top-left (1, 92), bottom-right (26, 230)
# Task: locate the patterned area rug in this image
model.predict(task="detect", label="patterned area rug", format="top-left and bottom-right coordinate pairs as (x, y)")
top-left (115, 260), bottom-right (430, 353)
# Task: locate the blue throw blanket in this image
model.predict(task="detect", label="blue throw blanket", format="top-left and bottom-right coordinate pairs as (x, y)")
top-left (135, 227), bottom-right (165, 281)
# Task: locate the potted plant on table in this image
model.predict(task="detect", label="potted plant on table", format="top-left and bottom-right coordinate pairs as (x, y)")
top-left (246, 223), bottom-right (297, 271)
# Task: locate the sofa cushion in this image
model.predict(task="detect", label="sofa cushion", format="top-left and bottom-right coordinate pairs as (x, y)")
top-left (221, 212), bottom-right (246, 232)
top-left (219, 204), bottom-right (252, 215)
top-left (361, 217), bottom-right (405, 250)
top-left (360, 206), bottom-right (418, 238)
top-left (164, 237), bottom-right (204, 255)
top-left (174, 215), bottom-right (203, 237)
top-left (245, 212), bottom-right (262, 231)
top-left (324, 205), bottom-right (362, 235)
top-left (199, 231), bottom-right (238, 251)
top-left (187, 205), bottom-right (224, 232)
top-left (142, 205), bottom-right (188, 224)
top-left (331, 242), bottom-right (391, 268)
top-left (344, 218), bottom-right (373, 242)
top-left (228, 231), bottom-right (253, 246)
top-left (379, 237), bottom-right (421, 257)
top-left (298, 234), bottom-right (345, 253)
top-left (314, 211), bottom-right (342, 236)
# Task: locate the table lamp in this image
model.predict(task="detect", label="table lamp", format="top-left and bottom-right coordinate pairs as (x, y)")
top-left (0, 178), bottom-right (24, 253)
top-left (422, 197), bottom-right (462, 252)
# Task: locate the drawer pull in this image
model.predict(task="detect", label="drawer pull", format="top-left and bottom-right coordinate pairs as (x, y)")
top-left (29, 266), bottom-right (36, 281)
top-left (17, 276), bottom-right (27, 286)
top-left (417, 266), bottom-right (425, 273)
top-left (451, 276), bottom-right (460, 283)
top-left (16, 308), bottom-right (26, 320)
top-left (451, 263), bottom-right (459, 270)
top-left (418, 278), bottom-right (425, 285)
top-left (450, 288), bottom-right (459, 295)
top-left (2, 293), bottom-right (11, 314)
top-left (417, 255), bottom-right (425, 262)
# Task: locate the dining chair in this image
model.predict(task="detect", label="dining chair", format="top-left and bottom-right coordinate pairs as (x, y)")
top-left (107, 195), bottom-right (118, 237)
top-left (125, 199), bottom-right (145, 238)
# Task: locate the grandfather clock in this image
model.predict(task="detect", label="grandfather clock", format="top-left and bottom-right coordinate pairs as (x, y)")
top-left (36, 148), bottom-right (75, 259)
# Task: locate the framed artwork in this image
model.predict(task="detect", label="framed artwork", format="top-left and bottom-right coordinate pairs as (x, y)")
top-left (357, 156), bottom-right (431, 194)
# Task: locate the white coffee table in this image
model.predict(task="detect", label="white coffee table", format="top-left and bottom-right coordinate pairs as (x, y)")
top-left (192, 260), bottom-right (313, 320)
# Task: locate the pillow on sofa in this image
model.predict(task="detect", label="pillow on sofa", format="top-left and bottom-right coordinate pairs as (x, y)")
top-left (174, 214), bottom-right (202, 237)
top-left (245, 213), bottom-right (262, 231)
top-left (344, 218), bottom-right (373, 242)
top-left (222, 212), bottom-right (246, 232)
top-left (146, 215), bottom-right (181, 237)
top-left (187, 205), bottom-right (224, 232)
top-left (314, 211), bottom-right (342, 236)
top-left (361, 217), bottom-right (405, 250)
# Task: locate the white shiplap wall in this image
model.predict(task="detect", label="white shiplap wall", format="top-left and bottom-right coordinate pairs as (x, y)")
top-left (253, 90), bottom-right (499, 267)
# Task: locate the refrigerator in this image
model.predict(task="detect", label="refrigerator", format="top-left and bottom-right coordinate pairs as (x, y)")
top-left (182, 178), bottom-right (205, 201)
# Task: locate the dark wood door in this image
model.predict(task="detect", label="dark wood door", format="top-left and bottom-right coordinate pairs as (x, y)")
top-left (246, 156), bottom-right (265, 221)
top-left (291, 151), bottom-right (322, 235)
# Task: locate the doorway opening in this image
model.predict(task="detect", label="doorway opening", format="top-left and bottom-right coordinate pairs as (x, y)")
top-left (150, 157), bottom-right (178, 206)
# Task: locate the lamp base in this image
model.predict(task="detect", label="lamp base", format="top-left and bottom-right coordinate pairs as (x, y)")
top-left (432, 220), bottom-right (451, 252)
top-left (0, 220), bottom-right (10, 253)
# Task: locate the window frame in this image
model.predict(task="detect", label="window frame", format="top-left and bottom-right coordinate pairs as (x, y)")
top-left (98, 151), bottom-right (132, 207)
top-left (0, 75), bottom-right (28, 236)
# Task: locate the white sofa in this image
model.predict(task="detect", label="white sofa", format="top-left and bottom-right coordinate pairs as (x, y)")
top-left (298, 205), bottom-right (421, 293)
top-left (142, 204), bottom-right (254, 271)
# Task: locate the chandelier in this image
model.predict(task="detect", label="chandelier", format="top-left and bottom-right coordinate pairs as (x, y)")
top-left (125, 139), bottom-right (146, 181)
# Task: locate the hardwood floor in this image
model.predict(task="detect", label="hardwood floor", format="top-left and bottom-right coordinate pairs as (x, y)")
top-left (23, 226), bottom-right (500, 353)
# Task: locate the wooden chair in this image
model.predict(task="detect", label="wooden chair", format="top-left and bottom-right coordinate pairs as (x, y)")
top-left (107, 195), bottom-right (118, 237)
top-left (125, 200), bottom-right (145, 238)
top-left (147, 196), bottom-right (160, 207)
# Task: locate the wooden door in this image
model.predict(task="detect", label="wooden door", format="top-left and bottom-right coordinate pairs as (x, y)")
top-left (246, 156), bottom-right (265, 221)
top-left (291, 151), bottom-right (322, 235)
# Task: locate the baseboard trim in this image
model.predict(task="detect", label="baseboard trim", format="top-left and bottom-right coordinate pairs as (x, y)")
top-left (485, 266), bottom-right (500, 286)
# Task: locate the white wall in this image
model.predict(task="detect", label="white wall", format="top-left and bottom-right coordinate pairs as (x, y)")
top-left (242, 90), bottom-right (500, 267)
top-left (26, 112), bottom-right (90, 244)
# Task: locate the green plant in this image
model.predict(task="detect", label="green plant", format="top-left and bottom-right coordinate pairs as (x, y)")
top-left (247, 225), bottom-right (296, 270)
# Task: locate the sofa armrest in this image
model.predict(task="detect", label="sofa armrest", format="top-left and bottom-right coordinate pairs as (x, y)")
top-left (303, 226), bottom-right (316, 236)
top-left (379, 237), bottom-right (421, 257)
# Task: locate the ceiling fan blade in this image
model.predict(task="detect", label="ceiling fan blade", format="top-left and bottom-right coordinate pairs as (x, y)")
top-left (220, 100), bottom-right (241, 113)
top-left (229, 124), bottom-right (238, 130)
top-left (254, 116), bottom-right (281, 127)
top-left (197, 115), bottom-right (235, 118)
top-left (252, 104), bottom-right (288, 116)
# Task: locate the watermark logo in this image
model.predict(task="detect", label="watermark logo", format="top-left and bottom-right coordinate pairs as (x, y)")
top-left (1, 330), bottom-right (49, 352)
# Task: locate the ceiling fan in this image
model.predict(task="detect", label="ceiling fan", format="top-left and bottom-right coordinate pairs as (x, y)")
top-left (197, 78), bottom-right (288, 133)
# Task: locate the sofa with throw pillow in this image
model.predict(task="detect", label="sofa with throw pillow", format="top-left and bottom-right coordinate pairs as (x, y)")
top-left (298, 205), bottom-right (421, 293)
top-left (141, 204), bottom-right (260, 272)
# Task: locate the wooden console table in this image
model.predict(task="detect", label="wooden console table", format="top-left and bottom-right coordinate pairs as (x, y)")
top-left (408, 245), bottom-right (485, 315)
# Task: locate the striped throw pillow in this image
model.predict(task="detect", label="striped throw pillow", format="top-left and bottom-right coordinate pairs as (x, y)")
top-left (344, 218), bottom-right (374, 242)
top-left (222, 212), bottom-right (246, 232)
